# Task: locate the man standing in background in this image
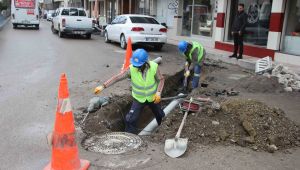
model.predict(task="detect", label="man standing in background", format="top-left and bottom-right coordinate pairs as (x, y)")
top-left (229, 3), bottom-right (247, 60)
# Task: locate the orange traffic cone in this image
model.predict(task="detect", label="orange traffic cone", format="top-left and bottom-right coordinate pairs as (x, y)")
top-left (121, 37), bottom-right (132, 72)
top-left (44, 73), bottom-right (90, 170)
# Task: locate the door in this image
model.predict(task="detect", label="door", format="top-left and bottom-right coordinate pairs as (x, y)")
top-left (115, 16), bottom-right (127, 42)
top-left (53, 9), bottom-right (60, 30)
top-left (109, 16), bottom-right (120, 41)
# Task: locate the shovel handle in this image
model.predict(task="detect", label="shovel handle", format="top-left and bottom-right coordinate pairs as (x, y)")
top-left (175, 110), bottom-right (188, 139)
top-left (175, 98), bottom-right (193, 139)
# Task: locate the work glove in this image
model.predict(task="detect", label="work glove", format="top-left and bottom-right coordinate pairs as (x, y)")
top-left (184, 70), bottom-right (190, 77)
top-left (153, 92), bottom-right (161, 104)
top-left (94, 85), bottom-right (104, 94)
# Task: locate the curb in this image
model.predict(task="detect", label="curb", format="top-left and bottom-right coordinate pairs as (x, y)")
top-left (207, 52), bottom-right (256, 71)
top-left (0, 17), bottom-right (10, 31)
top-left (166, 41), bottom-right (257, 71)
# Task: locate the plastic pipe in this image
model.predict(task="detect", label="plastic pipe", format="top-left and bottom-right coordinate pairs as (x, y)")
top-left (152, 56), bottom-right (162, 64)
top-left (138, 93), bottom-right (184, 136)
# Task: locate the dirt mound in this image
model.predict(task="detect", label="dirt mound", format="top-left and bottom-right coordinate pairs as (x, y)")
top-left (150, 99), bottom-right (300, 152)
top-left (236, 76), bottom-right (284, 93)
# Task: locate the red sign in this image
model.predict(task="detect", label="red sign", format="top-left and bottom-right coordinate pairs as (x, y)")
top-left (15, 0), bottom-right (35, 8)
top-left (27, 9), bottom-right (34, 15)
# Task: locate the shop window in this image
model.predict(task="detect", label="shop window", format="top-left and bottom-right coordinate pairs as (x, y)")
top-left (181, 0), bottom-right (215, 37)
top-left (228, 0), bottom-right (272, 46)
top-left (135, 0), bottom-right (150, 15)
top-left (282, 0), bottom-right (300, 56)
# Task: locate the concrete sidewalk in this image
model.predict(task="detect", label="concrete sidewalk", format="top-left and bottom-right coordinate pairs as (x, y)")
top-left (0, 16), bottom-right (10, 31)
top-left (167, 38), bottom-right (300, 75)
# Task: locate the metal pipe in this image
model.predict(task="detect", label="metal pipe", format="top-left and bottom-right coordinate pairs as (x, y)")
top-left (138, 93), bottom-right (184, 136)
top-left (152, 56), bottom-right (162, 64)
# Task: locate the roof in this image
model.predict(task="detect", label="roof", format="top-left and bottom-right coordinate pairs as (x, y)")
top-left (118, 14), bottom-right (155, 18)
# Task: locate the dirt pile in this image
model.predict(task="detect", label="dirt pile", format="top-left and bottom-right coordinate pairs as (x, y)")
top-left (150, 99), bottom-right (300, 152)
top-left (235, 76), bottom-right (285, 93)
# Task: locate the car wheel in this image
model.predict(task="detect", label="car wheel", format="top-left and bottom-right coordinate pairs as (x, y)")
top-left (35, 24), bottom-right (39, 30)
top-left (51, 24), bottom-right (58, 34)
top-left (86, 33), bottom-right (91, 39)
top-left (104, 31), bottom-right (110, 43)
top-left (58, 27), bottom-right (64, 38)
top-left (120, 34), bottom-right (127, 49)
top-left (13, 24), bottom-right (17, 29)
top-left (154, 44), bottom-right (163, 51)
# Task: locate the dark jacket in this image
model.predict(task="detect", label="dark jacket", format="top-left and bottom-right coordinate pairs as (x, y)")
top-left (232, 11), bottom-right (248, 33)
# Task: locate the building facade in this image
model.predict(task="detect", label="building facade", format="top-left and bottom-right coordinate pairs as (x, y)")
top-left (74, 0), bottom-right (300, 65)
top-left (167, 0), bottom-right (300, 65)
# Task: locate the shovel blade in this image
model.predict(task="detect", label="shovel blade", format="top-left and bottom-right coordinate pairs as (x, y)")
top-left (164, 138), bottom-right (188, 158)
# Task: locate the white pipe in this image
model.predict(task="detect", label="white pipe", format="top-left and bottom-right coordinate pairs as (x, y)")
top-left (152, 56), bottom-right (162, 64)
top-left (138, 94), bottom-right (184, 136)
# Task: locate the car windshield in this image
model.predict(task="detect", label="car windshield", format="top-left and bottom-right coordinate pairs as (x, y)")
top-left (129, 17), bottom-right (159, 24)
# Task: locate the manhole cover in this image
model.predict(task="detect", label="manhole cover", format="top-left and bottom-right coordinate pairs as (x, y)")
top-left (83, 132), bottom-right (142, 154)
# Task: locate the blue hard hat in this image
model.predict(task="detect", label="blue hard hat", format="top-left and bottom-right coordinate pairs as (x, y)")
top-left (178, 40), bottom-right (188, 53)
top-left (130, 49), bottom-right (149, 67)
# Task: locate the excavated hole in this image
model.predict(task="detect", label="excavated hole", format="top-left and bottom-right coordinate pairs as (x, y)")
top-left (81, 70), bottom-right (184, 135)
top-left (79, 59), bottom-right (225, 153)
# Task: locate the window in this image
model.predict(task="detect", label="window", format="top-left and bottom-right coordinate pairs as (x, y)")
top-left (282, 0), bottom-right (300, 55)
top-left (111, 16), bottom-right (120, 24)
top-left (135, 0), bottom-right (151, 15)
top-left (228, 0), bottom-right (273, 46)
top-left (181, 0), bottom-right (215, 37)
top-left (79, 10), bottom-right (86, 16)
top-left (130, 17), bottom-right (159, 24)
top-left (61, 9), bottom-right (69, 16)
top-left (70, 8), bottom-right (79, 16)
top-left (118, 16), bottom-right (127, 24)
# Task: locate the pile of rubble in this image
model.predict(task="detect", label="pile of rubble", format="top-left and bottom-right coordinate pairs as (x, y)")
top-left (271, 65), bottom-right (300, 92)
top-left (150, 99), bottom-right (300, 153)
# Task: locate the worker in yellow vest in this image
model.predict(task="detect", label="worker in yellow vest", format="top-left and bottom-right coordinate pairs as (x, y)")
top-left (178, 40), bottom-right (206, 91)
top-left (94, 49), bottom-right (165, 134)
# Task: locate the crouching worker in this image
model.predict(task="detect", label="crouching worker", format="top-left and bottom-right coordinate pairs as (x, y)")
top-left (94, 49), bottom-right (165, 134)
top-left (178, 40), bottom-right (206, 90)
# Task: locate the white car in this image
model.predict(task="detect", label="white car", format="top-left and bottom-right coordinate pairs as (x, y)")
top-left (51, 7), bottom-right (94, 39)
top-left (47, 10), bottom-right (55, 21)
top-left (104, 14), bottom-right (167, 50)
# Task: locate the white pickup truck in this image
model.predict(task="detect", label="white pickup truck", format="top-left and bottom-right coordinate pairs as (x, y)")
top-left (51, 7), bottom-right (94, 39)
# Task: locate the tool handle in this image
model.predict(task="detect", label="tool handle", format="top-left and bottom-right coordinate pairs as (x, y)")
top-left (175, 110), bottom-right (188, 139)
top-left (175, 97), bottom-right (193, 139)
top-left (161, 94), bottom-right (188, 101)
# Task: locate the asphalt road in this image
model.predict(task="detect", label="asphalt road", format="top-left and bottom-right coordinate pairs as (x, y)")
top-left (0, 20), bottom-right (183, 170)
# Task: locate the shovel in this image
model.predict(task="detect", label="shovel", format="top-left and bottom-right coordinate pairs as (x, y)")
top-left (164, 97), bottom-right (193, 158)
top-left (161, 93), bottom-right (188, 101)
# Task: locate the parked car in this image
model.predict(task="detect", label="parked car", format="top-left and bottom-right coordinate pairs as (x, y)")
top-left (51, 7), bottom-right (94, 39)
top-left (104, 14), bottom-right (167, 50)
top-left (47, 10), bottom-right (55, 21)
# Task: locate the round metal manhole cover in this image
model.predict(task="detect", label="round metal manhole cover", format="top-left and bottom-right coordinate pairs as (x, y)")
top-left (83, 132), bottom-right (143, 154)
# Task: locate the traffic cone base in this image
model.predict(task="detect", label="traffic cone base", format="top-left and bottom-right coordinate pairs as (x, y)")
top-left (44, 74), bottom-right (90, 170)
top-left (44, 159), bottom-right (90, 170)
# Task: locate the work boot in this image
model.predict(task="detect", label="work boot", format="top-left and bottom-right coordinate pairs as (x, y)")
top-left (229, 54), bottom-right (237, 58)
top-left (237, 55), bottom-right (243, 60)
